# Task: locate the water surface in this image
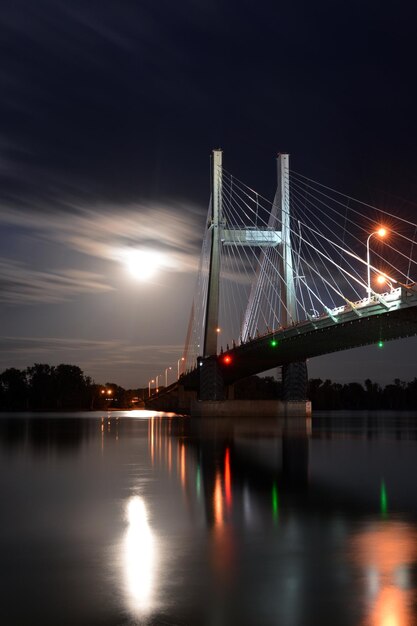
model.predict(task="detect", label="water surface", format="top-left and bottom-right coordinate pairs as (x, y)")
top-left (1, 411), bottom-right (417, 625)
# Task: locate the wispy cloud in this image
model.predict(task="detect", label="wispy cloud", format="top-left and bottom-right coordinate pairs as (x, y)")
top-left (0, 257), bottom-right (114, 304)
top-left (0, 336), bottom-right (183, 386)
top-left (0, 200), bottom-right (205, 305)
top-left (0, 202), bottom-right (205, 269)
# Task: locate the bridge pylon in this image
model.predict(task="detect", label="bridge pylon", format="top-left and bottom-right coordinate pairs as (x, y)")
top-left (198, 149), bottom-right (308, 407)
top-left (199, 149), bottom-right (225, 401)
top-left (203, 149), bottom-right (223, 358)
top-left (276, 153), bottom-right (308, 401)
top-left (277, 153), bottom-right (297, 326)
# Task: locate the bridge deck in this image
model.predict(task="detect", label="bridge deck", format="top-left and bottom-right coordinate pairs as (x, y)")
top-left (150, 287), bottom-right (417, 399)
top-left (217, 286), bottom-right (417, 384)
top-left (175, 285), bottom-right (417, 389)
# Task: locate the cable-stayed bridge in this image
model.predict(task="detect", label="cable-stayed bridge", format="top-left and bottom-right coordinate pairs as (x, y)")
top-left (147, 150), bottom-right (417, 416)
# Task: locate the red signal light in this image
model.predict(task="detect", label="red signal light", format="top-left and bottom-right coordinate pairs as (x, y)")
top-left (223, 355), bottom-right (232, 365)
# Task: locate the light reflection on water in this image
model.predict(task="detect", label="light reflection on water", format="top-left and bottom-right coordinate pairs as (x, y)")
top-left (1, 411), bottom-right (417, 625)
top-left (123, 496), bottom-right (158, 617)
top-left (351, 522), bottom-right (417, 626)
top-left (143, 413), bottom-right (417, 625)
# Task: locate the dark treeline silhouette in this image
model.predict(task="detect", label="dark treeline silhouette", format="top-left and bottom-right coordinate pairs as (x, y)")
top-left (0, 363), bottom-right (144, 411)
top-left (2, 365), bottom-right (417, 411)
top-left (0, 364), bottom-right (93, 411)
top-left (308, 377), bottom-right (417, 410)
top-left (235, 375), bottom-right (417, 410)
top-left (234, 375), bottom-right (281, 400)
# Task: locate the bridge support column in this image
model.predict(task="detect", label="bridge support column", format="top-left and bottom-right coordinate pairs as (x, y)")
top-left (282, 361), bottom-right (308, 401)
top-left (198, 356), bottom-right (225, 401)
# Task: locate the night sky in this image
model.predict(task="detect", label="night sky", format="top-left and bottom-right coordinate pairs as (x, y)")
top-left (1, 0), bottom-right (417, 388)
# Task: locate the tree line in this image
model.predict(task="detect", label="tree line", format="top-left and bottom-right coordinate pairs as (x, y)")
top-left (235, 375), bottom-right (417, 409)
top-left (0, 364), bottom-right (142, 411)
top-left (235, 376), bottom-right (417, 411)
top-left (1, 364), bottom-right (416, 411)
top-left (308, 377), bottom-right (417, 410)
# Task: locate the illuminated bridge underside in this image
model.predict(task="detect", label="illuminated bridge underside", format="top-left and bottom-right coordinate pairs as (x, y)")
top-left (181, 297), bottom-right (417, 390)
top-left (218, 305), bottom-right (417, 385)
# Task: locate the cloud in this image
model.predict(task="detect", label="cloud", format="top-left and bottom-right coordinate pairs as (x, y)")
top-left (0, 198), bottom-right (206, 305)
top-left (0, 336), bottom-right (184, 386)
top-left (0, 201), bottom-right (205, 269)
top-left (0, 257), bottom-right (114, 305)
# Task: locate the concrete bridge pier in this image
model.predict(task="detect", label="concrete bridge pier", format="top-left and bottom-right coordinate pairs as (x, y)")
top-left (193, 356), bottom-right (311, 418)
top-left (282, 360), bottom-right (308, 401)
top-left (198, 356), bottom-right (225, 401)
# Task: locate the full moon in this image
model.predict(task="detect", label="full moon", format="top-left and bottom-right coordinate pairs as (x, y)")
top-left (125, 250), bottom-right (163, 281)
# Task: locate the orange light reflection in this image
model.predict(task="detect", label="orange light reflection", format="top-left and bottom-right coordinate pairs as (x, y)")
top-left (213, 471), bottom-right (223, 527)
top-left (351, 522), bottom-right (417, 626)
top-left (180, 443), bottom-right (186, 488)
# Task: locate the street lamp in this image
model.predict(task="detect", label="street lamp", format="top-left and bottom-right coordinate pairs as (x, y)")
top-left (156, 373), bottom-right (165, 393)
top-left (148, 379), bottom-right (155, 398)
top-left (165, 366), bottom-right (172, 387)
top-left (376, 274), bottom-right (395, 292)
top-left (366, 227), bottom-right (387, 298)
top-left (177, 357), bottom-right (185, 379)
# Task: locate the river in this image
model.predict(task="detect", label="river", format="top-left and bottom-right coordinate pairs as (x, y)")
top-left (0, 410), bottom-right (417, 625)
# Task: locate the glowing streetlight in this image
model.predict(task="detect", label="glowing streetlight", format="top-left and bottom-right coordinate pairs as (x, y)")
top-left (165, 366), bottom-right (172, 387)
top-left (376, 273), bottom-right (395, 292)
top-left (177, 357), bottom-right (185, 379)
top-left (366, 227), bottom-right (387, 298)
top-left (148, 379), bottom-right (155, 398)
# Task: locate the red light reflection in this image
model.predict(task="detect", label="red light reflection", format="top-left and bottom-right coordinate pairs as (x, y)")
top-left (224, 448), bottom-right (232, 508)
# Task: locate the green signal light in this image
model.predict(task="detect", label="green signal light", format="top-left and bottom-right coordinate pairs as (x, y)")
top-left (271, 339), bottom-right (278, 347)
top-left (378, 341), bottom-right (384, 348)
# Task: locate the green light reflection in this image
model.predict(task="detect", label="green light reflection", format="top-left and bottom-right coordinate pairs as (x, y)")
top-left (196, 465), bottom-right (201, 498)
top-left (380, 480), bottom-right (388, 518)
top-left (272, 482), bottom-right (279, 522)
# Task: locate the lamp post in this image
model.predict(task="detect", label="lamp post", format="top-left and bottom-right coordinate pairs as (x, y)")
top-left (177, 357), bottom-right (185, 380)
top-left (156, 373), bottom-right (164, 393)
top-left (366, 227), bottom-right (387, 297)
top-left (148, 379), bottom-right (155, 398)
top-left (165, 366), bottom-right (172, 387)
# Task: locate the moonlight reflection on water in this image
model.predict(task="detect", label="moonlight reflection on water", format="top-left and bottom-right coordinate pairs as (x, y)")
top-left (123, 495), bottom-right (158, 617)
